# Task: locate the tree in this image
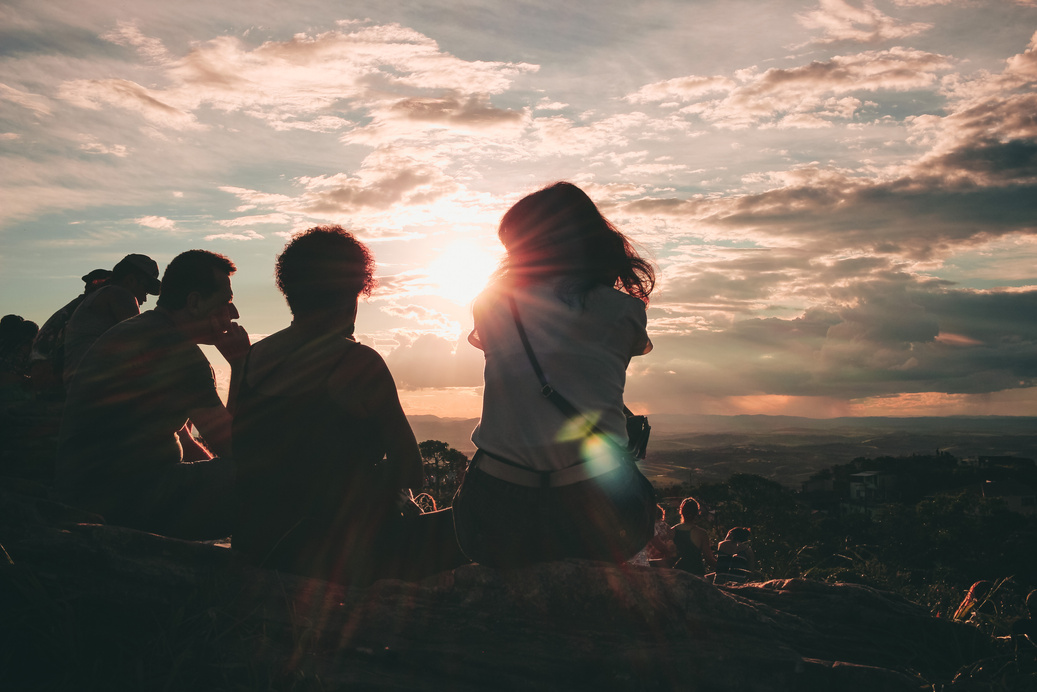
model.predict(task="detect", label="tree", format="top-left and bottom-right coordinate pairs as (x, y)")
top-left (418, 440), bottom-right (469, 507)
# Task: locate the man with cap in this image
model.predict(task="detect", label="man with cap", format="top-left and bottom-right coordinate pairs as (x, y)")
top-left (56, 249), bottom-right (248, 540)
top-left (29, 268), bottom-right (111, 398)
top-left (62, 253), bottom-right (162, 387)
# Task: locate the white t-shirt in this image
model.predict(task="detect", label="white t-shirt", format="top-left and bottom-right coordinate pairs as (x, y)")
top-left (469, 280), bottom-right (651, 471)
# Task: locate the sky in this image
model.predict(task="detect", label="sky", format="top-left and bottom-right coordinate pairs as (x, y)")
top-left (2, 0), bottom-right (1036, 420)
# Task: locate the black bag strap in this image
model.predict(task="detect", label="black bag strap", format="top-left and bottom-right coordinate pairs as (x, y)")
top-left (507, 294), bottom-right (631, 455)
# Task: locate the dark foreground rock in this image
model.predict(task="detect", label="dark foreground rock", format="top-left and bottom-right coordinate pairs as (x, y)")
top-left (0, 482), bottom-right (993, 691)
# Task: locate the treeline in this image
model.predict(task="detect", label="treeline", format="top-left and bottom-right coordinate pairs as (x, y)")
top-left (658, 452), bottom-right (1037, 623)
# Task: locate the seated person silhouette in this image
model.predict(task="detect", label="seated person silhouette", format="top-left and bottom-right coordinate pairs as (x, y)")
top-left (56, 250), bottom-right (248, 539)
top-left (232, 226), bottom-right (462, 585)
top-left (29, 269), bottom-right (111, 399)
top-left (63, 254), bottom-right (162, 388)
top-left (0, 315), bottom-right (39, 402)
top-left (714, 526), bottom-right (755, 583)
top-left (672, 497), bottom-right (717, 576)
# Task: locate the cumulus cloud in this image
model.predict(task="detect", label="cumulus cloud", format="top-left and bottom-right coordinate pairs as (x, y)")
top-left (680, 48), bottom-right (952, 129)
top-left (135, 215), bottom-right (177, 230)
top-left (797, 0), bottom-right (932, 45)
top-left (343, 92), bottom-right (529, 145)
top-left (79, 22), bottom-right (537, 136)
top-left (216, 146), bottom-right (504, 237)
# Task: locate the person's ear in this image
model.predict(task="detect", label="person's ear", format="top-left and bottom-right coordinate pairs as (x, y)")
top-left (185, 290), bottom-right (203, 316)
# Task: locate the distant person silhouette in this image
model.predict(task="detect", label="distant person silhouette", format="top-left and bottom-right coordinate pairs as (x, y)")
top-left (714, 526), bottom-right (756, 583)
top-left (29, 268), bottom-right (111, 398)
top-left (232, 226), bottom-right (463, 585)
top-left (452, 181), bottom-right (657, 568)
top-left (62, 254), bottom-right (161, 387)
top-left (0, 315), bottom-right (39, 402)
top-left (630, 504), bottom-right (676, 567)
top-left (56, 250), bottom-right (248, 539)
top-left (672, 497), bottom-right (717, 576)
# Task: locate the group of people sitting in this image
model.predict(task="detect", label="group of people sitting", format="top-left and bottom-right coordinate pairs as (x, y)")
top-left (632, 498), bottom-right (758, 583)
top-left (7, 181), bottom-right (753, 587)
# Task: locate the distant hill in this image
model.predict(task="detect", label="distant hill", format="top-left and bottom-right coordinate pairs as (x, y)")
top-left (407, 413), bottom-right (1037, 488)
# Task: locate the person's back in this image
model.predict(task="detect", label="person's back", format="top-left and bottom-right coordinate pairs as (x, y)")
top-left (471, 281), bottom-right (648, 471)
top-left (57, 310), bottom-right (221, 519)
top-left (453, 182), bottom-right (657, 569)
top-left (232, 226), bottom-right (459, 585)
top-left (30, 269), bottom-right (110, 397)
top-left (234, 332), bottom-right (412, 582)
top-left (62, 255), bottom-right (160, 387)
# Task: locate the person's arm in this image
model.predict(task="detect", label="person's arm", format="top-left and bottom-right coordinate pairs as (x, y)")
top-left (693, 527), bottom-right (717, 569)
top-left (185, 404), bottom-right (234, 459)
top-left (177, 423), bottom-right (214, 462)
top-left (212, 321), bottom-right (250, 415)
top-left (333, 346), bottom-right (423, 489)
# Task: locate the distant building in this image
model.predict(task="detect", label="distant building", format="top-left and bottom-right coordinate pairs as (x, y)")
top-left (840, 471), bottom-right (897, 518)
top-left (982, 480), bottom-right (1037, 516)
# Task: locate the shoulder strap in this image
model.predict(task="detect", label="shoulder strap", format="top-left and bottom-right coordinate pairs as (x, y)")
top-left (506, 294), bottom-right (623, 451)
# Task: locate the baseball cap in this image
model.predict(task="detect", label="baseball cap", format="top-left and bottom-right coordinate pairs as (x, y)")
top-left (113, 254), bottom-right (162, 295)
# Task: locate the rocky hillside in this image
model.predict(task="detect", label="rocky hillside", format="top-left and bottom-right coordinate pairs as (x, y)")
top-left (0, 479), bottom-right (1001, 691)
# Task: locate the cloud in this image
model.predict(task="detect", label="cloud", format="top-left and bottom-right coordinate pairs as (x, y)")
top-left (216, 146), bottom-right (504, 238)
top-left (204, 230), bottom-right (263, 241)
top-left (87, 23), bottom-right (538, 135)
top-left (135, 215), bottom-right (177, 230)
top-left (624, 75), bottom-right (735, 104)
top-left (297, 152), bottom-right (460, 215)
top-left (217, 213), bottom-right (294, 227)
top-left (797, 0), bottom-right (932, 45)
top-left (57, 78), bottom-right (200, 130)
top-left (0, 83), bottom-right (52, 115)
top-left (101, 20), bottom-right (171, 62)
top-left (80, 141), bottom-right (128, 156)
top-left (343, 92), bottom-right (530, 145)
top-left (382, 332), bottom-right (483, 389)
top-left (680, 47), bottom-right (952, 129)
top-left (633, 285), bottom-right (1037, 403)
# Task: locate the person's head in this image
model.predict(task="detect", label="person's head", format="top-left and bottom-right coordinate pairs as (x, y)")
top-left (726, 527), bottom-right (751, 543)
top-left (111, 254), bottom-right (161, 305)
top-left (496, 182), bottom-right (654, 303)
top-left (275, 226), bottom-right (375, 319)
top-left (0, 314), bottom-right (38, 358)
top-left (678, 497), bottom-right (701, 523)
top-left (81, 269), bottom-right (111, 294)
top-left (157, 250), bottom-right (238, 343)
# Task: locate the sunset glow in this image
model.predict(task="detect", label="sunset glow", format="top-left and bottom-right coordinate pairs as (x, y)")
top-left (3, 1), bottom-right (1037, 419)
top-left (423, 241), bottom-right (501, 306)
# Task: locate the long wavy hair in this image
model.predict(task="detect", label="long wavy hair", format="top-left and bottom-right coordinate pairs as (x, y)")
top-left (494, 182), bottom-right (654, 304)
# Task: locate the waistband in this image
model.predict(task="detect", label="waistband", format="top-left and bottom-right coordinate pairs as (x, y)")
top-left (471, 449), bottom-right (625, 489)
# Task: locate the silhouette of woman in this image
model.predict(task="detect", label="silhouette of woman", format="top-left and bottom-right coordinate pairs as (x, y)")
top-left (453, 182), bottom-right (657, 568)
top-left (672, 497), bottom-right (717, 576)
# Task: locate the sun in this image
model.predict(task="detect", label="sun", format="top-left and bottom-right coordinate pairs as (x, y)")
top-left (423, 241), bottom-right (501, 305)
